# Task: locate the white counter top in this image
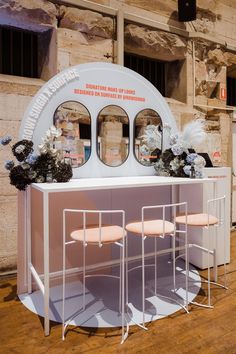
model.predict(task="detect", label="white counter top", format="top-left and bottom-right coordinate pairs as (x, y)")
top-left (31, 175), bottom-right (215, 193)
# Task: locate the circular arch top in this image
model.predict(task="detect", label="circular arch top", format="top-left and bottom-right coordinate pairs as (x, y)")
top-left (19, 62), bottom-right (177, 178)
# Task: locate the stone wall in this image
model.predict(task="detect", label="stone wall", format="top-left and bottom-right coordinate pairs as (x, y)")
top-left (0, 75), bottom-right (43, 270)
top-left (124, 24), bottom-right (187, 61)
top-left (1, 0), bottom-right (236, 271)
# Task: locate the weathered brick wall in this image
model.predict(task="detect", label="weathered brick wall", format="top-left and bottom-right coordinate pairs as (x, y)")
top-left (1, 0), bottom-right (236, 271)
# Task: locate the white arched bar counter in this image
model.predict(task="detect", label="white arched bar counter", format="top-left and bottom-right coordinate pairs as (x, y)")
top-left (17, 171), bottom-right (230, 336)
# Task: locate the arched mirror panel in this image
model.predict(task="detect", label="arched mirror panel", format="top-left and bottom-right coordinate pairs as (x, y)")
top-left (134, 109), bottom-right (163, 166)
top-left (97, 105), bottom-right (129, 167)
top-left (53, 101), bottom-right (91, 168)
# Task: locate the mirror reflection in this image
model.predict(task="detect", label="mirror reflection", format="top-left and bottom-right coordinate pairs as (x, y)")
top-left (97, 105), bottom-right (129, 167)
top-left (53, 101), bottom-right (91, 167)
top-left (134, 109), bottom-right (162, 166)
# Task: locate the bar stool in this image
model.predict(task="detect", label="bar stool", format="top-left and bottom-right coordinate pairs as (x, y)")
top-left (175, 196), bottom-right (227, 308)
top-left (62, 208), bottom-right (128, 343)
top-left (125, 202), bottom-right (188, 328)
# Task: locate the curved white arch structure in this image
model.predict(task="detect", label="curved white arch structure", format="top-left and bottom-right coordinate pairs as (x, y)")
top-left (19, 62), bottom-right (177, 178)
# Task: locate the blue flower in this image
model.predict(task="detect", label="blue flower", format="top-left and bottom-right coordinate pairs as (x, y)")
top-left (171, 143), bottom-right (184, 156)
top-left (4, 160), bottom-right (14, 170)
top-left (183, 165), bottom-right (191, 176)
top-left (0, 136), bottom-right (12, 146)
top-left (26, 153), bottom-right (38, 165)
top-left (186, 153), bottom-right (198, 164)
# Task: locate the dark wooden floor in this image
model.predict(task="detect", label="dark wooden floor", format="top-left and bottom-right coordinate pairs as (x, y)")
top-left (1, 231), bottom-right (236, 354)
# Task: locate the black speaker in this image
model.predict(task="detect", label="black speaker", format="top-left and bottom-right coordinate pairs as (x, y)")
top-left (178, 0), bottom-right (196, 22)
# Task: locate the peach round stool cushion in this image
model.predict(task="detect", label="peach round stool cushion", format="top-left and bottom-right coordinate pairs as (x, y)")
top-left (175, 213), bottom-right (219, 226)
top-left (126, 219), bottom-right (175, 236)
top-left (71, 225), bottom-right (126, 244)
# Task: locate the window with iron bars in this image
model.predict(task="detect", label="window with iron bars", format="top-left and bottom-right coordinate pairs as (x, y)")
top-left (124, 52), bottom-right (166, 96)
top-left (0, 25), bottom-right (39, 78)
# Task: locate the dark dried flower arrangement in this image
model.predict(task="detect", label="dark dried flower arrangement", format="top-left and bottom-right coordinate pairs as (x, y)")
top-left (154, 120), bottom-right (207, 178)
top-left (0, 127), bottom-right (72, 191)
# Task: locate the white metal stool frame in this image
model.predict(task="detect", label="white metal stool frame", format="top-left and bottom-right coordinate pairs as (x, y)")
top-left (126, 201), bottom-right (189, 328)
top-left (62, 208), bottom-right (128, 343)
top-left (175, 195), bottom-right (227, 309)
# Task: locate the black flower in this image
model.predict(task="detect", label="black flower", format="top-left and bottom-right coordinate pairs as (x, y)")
top-left (33, 152), bottom-right (57, 177)
top-left (1, 126), bottom-right (73, 190)
top-left (53, 162), bottom-right (73, 182)
top-left (12, 140), bottom-right (33, 162)
top-left (155, 149), bottom-right (189, 177)
top-left (9, 165), bottom-right (33, 191)
top-left (161, 149), bottom-right (175, 166)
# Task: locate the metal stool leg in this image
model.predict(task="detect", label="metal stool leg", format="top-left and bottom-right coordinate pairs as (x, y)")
top-left (142, 234), bottom-right (145, 328)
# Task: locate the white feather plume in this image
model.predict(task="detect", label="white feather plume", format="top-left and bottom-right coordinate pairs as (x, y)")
top-left (180, 120), bottom-right (206, 148)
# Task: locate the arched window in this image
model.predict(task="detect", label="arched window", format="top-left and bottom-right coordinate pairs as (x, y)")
top-left (134, 109), bottom-right (162, 166)
top-left (97, 105), bottom-right (129, 167)
top-left (53, 101), bottom-right (91, 167)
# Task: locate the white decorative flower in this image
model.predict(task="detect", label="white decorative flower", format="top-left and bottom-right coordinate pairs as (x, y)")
top-left (50, 148), bottom-right (58, 157)
top-left (169, 134), bottom-right (178, 146)
top-left (46, 130), bottom-right (51, 139)
top-left (50, 126), bottom-right (62, 138)
top-left (194, 155), bottom-right (206, 167)
top-left (141, 124), bottom-right (162, 151)
top-left (38, 143), bottom-right (48, 154)
top-left (195, 167), bottom-right (204, 178)
top-left (181, 120), bottom-right (206, 149)
top-left (15, 145), bottom-right (25, 154)
top-left (140, 144), bottom-right (150, 156)
top-left (46, 126), bottom-right (62, 140)
top-left (170, 157), bottom-right (185, 171)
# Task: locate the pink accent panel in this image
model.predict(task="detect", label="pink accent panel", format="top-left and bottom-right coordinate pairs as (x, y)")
top-left (31, 188), bottom-right (43, 277)
top-left (47, 190), bottom-right (113, 272)
top-left (17, 188), bottom-right (113, 294)
top-left (111, 186), bottom-right (172, 220)
top-left (17, 184), bottom-right (173, 294)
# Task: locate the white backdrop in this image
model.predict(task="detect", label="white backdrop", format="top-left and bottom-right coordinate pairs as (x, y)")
top-left (19, 62), bottom-right (178, 178)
